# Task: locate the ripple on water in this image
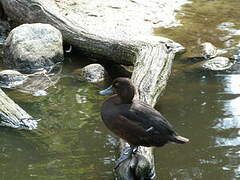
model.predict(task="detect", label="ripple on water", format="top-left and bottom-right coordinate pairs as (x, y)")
top-left (215, 136), bottom-right (240, 147)
top-left (214, 117), bottom-right (240, 130)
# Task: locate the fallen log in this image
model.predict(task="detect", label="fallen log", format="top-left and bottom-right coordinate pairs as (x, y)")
top-left (0, 0), bottom-right (185, 179)
top-left (1, 0), bottom-right (137, 65)
top-left (116, 37), bottom-right (183, 179)
top-left (0, 88), bottom-right (38, 129)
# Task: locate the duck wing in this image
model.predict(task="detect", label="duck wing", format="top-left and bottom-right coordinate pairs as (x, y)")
top-left (118, 101), bottom-right (176, 136)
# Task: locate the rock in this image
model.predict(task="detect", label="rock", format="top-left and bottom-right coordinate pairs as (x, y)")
top-left (200, 42), bottom-right (218, 59)
top-left (3, 23), bottom-right (63, 73)
top-left (202, 57), bottom-right (233, 71)
top-left (184, 56), bottom-right (233, 72)
top-left (0, 70), bottom-right (28, 88)
top-left (74, 63), bottom-right (107, 83)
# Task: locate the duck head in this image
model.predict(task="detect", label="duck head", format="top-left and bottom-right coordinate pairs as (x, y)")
top-left (99, 77), bottom-right (135, 104)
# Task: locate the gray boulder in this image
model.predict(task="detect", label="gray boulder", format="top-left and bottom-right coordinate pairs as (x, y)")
top-left (3, 23), bottom-right (63, 73)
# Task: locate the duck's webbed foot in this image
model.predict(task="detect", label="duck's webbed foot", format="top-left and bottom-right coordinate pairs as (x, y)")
top-left (114, 146), bottom-right (138, 169)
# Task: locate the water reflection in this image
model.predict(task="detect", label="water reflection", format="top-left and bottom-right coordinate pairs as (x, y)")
top-left (214, 74), bottom-right (240, 132)
top-left (214, 75), bottom-right (240, 179)
top-left (213, 74), bottom-right (240, 136)
top-left (215, 137), bottom-right (240, 147)
top-left (212, 74), bottom-right (240, 178)
top-left (216, 74), bottom-right (240, 95)
top-left (155, 71), bottom-right (240, 179)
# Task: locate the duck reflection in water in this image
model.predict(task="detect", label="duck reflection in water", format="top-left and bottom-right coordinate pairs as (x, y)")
top-left (100, 77), bottom-right (189, 168)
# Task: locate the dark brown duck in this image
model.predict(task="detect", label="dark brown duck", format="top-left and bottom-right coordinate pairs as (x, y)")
top-left (100, 77), bottom-right (189, 166)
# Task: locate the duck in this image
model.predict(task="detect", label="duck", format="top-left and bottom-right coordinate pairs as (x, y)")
top-left (100, 77), bottom-right (189, 168)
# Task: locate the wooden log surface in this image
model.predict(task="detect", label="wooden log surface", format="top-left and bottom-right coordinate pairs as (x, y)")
top-left (0, 0), bottom-right (185, 179)
top-left (0, 88), bottom-right (38, 129)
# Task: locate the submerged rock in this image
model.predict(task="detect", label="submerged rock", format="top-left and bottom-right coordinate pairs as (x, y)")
top-left (0, 70), bottom-right (28, 88)
top-left (0, 64), bottom-right (62, 96)
top-left (18, 71), bottom-right (61, 96)
top-left (73, 63), bottom-right (107, 83)
top-left (3, 23), bottom-right (63, 73)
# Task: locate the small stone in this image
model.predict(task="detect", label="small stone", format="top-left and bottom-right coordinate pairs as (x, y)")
top-left (185, 56), bottom-right (234, 72)
top-left (74, 63), bottom-right (107, 83)
top-left (202, 57), bottom-right (233, 71)
top-left (200, 42), bottom-right (218, 59)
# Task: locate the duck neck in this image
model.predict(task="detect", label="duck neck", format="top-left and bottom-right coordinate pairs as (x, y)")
top-left (118, 86), bottom-right (135, 104)
top-left (120, 96), bottom-right (133, 104)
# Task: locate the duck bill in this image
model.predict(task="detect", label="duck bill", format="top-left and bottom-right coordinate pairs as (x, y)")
top-left (99, 85), bottom-right (113, 95)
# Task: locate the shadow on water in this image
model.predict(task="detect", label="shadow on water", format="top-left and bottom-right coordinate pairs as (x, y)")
top-left (1, 0), bottom-right (240, 180)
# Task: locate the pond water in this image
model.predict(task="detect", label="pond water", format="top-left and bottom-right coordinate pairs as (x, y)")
top-left (0, 0), bottom-right (240, 180)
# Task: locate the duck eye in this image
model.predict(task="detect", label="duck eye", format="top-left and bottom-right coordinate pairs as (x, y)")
top-left (113, 82), bottom-right (119, 88)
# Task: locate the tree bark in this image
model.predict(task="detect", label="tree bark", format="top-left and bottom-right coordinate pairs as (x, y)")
top-left (0, 0), bottom-right (185, 179)
top-left (0, 88), bottom-right (38, 129)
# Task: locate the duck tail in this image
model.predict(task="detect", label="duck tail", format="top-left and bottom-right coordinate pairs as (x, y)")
top-left (171, 135), bottom-right (189, 144)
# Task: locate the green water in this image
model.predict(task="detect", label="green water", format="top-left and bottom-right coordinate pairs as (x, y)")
top-left (1, 0), bottom-right (240, 179)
